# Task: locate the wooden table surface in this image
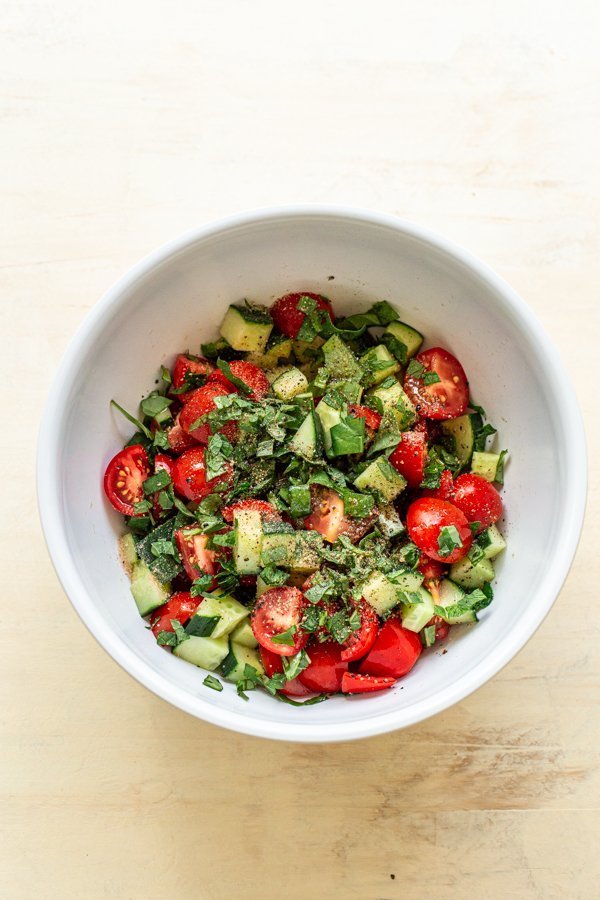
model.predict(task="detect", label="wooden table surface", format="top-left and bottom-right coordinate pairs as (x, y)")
top-left (2, 1), bottom-right (598, 897)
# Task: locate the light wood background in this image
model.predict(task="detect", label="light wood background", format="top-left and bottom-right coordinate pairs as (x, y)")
top-left (2, 1), bottom-right (598, 897)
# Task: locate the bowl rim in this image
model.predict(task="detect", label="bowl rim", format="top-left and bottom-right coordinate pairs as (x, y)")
top-left (37, 204), bottom-right (587, 743)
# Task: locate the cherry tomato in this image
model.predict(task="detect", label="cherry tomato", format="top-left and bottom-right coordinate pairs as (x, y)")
top-left (171, 447), bottom-right (233, 502)
top-left (341, 672), bottom-right (396, 694)
top-left (150, 592), bottom-right (198, 638)
top-left (304, 486), bottom-right (377, 544)
top-left (270, 291), bottom-right (334, 339)
top-left (358, 618), bottom-right (422, 678)
top-left (404, 347), bottom-right (469, 420)
top-left (259, 646), bottom-right (313, 697)
top-left (175, 528), bottom-right (218, 582)
top-left (251, 587), bottom-right (308, 656)
top-left (406, 497), bottom-right (472, 564)
top-left (166, 416), bottom-right (197, 454)
top-left (417, 553), bottom-right (447, 585)
top-left (103, 445), bottom-right (150, 516)
top-left (179, 383), bottom-right (237, 445)
top-left (389, 431), bottom-right (427, 488)
top-left (348, 404), bottom-right (382, 437)
top-left (422, 468), bottom-right (454, 500)
top-left (171, 354), bottom-right (213, 402)
top-left (298, 642), bottom-right (348, 692)
top-left (208, 361), bottom-right (270, 400)
top-left (154, 454), bottom-right (174, 478)
top-left (222, 499), bottom-right (278, 524)
top-left (451, 473), bottom-right (503, 534)
top-left (340, 602), bottom-right (379, 662)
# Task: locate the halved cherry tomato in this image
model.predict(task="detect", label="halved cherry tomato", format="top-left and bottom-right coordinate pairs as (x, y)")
top-left (208, 361), bottom-right (270, 400)
top-left (406, 497), bottom-right (472, 564)
top-left (451, 473), bottom-right (502, 534)
top-left (404, 347), bottom-right (469, 420)
top-left (298, 641), bottom-right (348, 692)
top-left (348, 404), bottom-right (382, 438)
top-left (389, 431), bottom-right (427, 488)
top-left (175, 528), bottom-right (218, 582)
top-left (304, 486), bottom-right (378, 544)
top-left (340, 602), bottom-right (379, 662)
top-left (259, 646), bottom-right (313, 697)
top-left (422, 468), bottom-right (454, 500)
top-left (222, 499), bottom-right (278, 524)
top-left (103, 445), bottom-right (150, 516)
top-left (417, 553), bottom-right (447, 585)
top-left (179, 384), bottom-right (237, 445)
top-left (251, 587), bottom-right (308, 656)
top-left (171, 354), bottom-right (213, 402)
top-left (150, 592), bottom-right (198, 638)
top-left (341, 672), bottom-right (396, 694)
top-left (359, 618), bottom-right (422, 678)
top-left (171, 447), bottom-right (233, 502)
top-left (166, 416), bottom-right (197, 454)
top-left (154, 454), bottom-right (174, 478)
top-left (271, 291), bottom-right (334, 339)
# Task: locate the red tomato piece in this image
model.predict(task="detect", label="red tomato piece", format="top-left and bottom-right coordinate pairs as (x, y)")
top-left (221, 499), bottom-right (278, 524)
top-left (208, 361), bottom-right (270, 400)
top-left (348, 404), bottom-right (382, 437)
top-left (341, 672), bottom-right (396, 694)
top-left (150, 592), bottom-right (198, 638)
top-left (451, 473), bottom-right (503, 534)
top-left (359, 619), bottom-right (422, 679)
top-left (154, 453), bottom-right (174, 478)
top-left (166, 416), bottom-right (197, 454)
top-left (404, 347), bottom-right (469, 420)
top-left (270, 291), bottom-right (334, 339)
top-left (259, 647), bottom-right (313, 697)
top-left (171, 447), bottom-right (233, 502)
top-left (426, 616), bottom-right (450, 642)
top-left (340, 602), bottom-right (379, 662)
top-left (251, 587), bottom-right (308, 657)
top-left (298, 642), bottom-right (349, 693)
top-left (389, 430), bottom-right (428, 488)
top-left (179, 384), bottom-right (236, 444)
top-left (406, 497), bottom-right (472, 564)
top-left (175, 528), bottom-right (218, 582)
top-left (103, 445), bottom-right (150, 516)
top-left (171, 354), bottom-right (213, 402)
top-left (304, 486), bottom-right (377, 544)
top-left (422, 468), bottom-right (454, 500)
top-left (417, 553), bottom-right (447, 586)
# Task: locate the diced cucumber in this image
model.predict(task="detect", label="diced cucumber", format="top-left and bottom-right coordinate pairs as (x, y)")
top-left (246, 334), bottom-right (293, 370)
top-left (367, 379), bottom-right (416, 430)
top-left (221, 643), bottom-right (265, 682)
top-left (119, 533), bottom-right (138, 575)
top-left (441, 414), bottom-right (476, 467)
top-left (336, 380), bottom-right (363, 404)
top-left (266, 365), bottom-right (292, 384)
top-left (477, 524), bottom-right (506, 560)
top-left (187, 593), bottom-right (249, 639)
top-left (322, 334), bottom-right (364, 381)
top-left (377, 504), bottom-right (405, 539)
top-left (293, 336), bottom-right (324, 364)
top-left (360, 345), bottom-right (401, 386)
top-left (130, 561), bottom-right (170, 617)
top-left (256, 575), bottom-right (270, 599)
top-left (436, 579), bottom-right (477, 624)
top-left (233, 509), bottom-right (263, 574)
top-left (384, 321), bottom-right (424, 360)
top-left (219, 304), bottom-right (273, 352)
top-left (289, 410), bottom-right (322, 460)
top-left (261, 530), bottom-right (323, 572)
top-left (173, 635), bottom-right (229, 670)
top-left (272, 366), bottom-right (309, 400)
top-left (401, 586), bottom-right (435, 633)
top-left (353, 456), bottom-right (407, 501)
top-left (471, 451), bottom-right (502, 483)
top-left (315, 398), bottom-right (343, 456)
top-left (361, 572), bottom-right (400, 616)
top-left (229, 620), bottom-right (258, 648)
top-left (390, 569), bottom-right (424, 592)
top-left (450, 556), bottom-right (495, 589)
top-left (135, 518), bottom-right (184, 582)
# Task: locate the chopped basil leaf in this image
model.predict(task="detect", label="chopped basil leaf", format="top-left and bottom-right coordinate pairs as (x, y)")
top-left (288, 484), bottom-right (311, 517)
top-left (203, 674), bottom-right (223, 692)
top-left (185, 614), bottom-right (220, 637)
top-left (133, 499), bottom-right (153, 514)
top-left (205, 433), bottom-right (234, 481)
top-left (340, 489), bottom-right (375, 519)
top-left (190, 574), bottom-right (215, 597)
top-left (282, 648), bottom-right (311, 680)
top-left (141, 393), bottom-right (173, 418)
top-left (329, 415), bottom-right (365, 456)
top-left (495, 449), bottom-right (508, 484)
top-left (156, 630), bottom-right (177, 646)
top-left (150, 538), bottom-right (176, 557)
top-left (216, 359), bottom-right (252, 395)
top-left (434, 584), bottom-right (493, 619)
top-left (437, 525), bottom-right (463, 557)
top-left (473, 422), bottom-right (497, 452)
top-left (270, 625), bottom-right (297, 646)
top-left (423, 371), bottom-right (441, 386)
top-left (171, 619), bottom-right (190, 644)
top-left (256, 439), bottom-right (275, 458)
top-left (110, 400), bottom-right (152, 439)
top-left (406, 359), bottom-right (425, 378)
top-left (260, 565), bottom-right (289, 586)
top-left (381, 331), bottom-right (408, 364)
top-left (143, 469), bottom-right (172, 495)
top-left (160, 364), bottom-right (172, 385)
top-left (273, 692), bottom-right (329, 707)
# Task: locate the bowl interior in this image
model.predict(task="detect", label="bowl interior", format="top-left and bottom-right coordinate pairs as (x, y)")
top-left (40, 211), bottom-right (584, 741)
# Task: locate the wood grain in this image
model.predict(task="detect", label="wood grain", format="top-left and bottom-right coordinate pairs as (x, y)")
top-left (2, 1), bottom-right (598, 897)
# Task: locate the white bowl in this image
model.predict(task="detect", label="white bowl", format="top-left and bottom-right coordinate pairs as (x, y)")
top-left (37, 207), bottom-right (586, 742)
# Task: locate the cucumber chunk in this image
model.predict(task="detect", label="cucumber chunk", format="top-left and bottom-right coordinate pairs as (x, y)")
top-left (360, 345), bottom-right (401, 386)
top-left (187, 593), bottom-right (249, 639)
top-left (315, 398), bottom-right (343, 456)
top-left (256, 575), bottom-right (270, 599)
top-left (478, 524), bottom-right (506, 560)
top-left (289, 410), bottom-right (322, 460)
top-left (441, 414), bottom-right (476, 467)
top-left (436, 579), bottom-right (477, 624)
top-left (450, 556), bottom-right (495, 589)
top-left (293, 336), bottom-right (324, 365)
top-left (471, 451), bottom-right (502, 482)
top-left (233, 509), bottom-right (263, 574)
top-left (272, 366), bottom-right (309, 400)
top-left (401, 586), bottom-right (435, 633)
top-left (220, 304), bottom-right (273, 352)
top-left (261, 530), bottom-right (323, 573)
top-left (361, 572), bottom-right (401, 616)
top-left (367, 379), bottom-right (416, 430)
top-left (130, 561), bottom-right (170, 617)
top-left (119, 533), bottom-right (138, 575)
top-left (173, 635), bottom-right (229, 670)
top-left (246, 334), bottom-right (293, 370)
top-left (322, 334), bottom-right (364, 381)
top-left (221, 643), bottom-right (265, 682)
top-left (384, 321), bottom-right (424, 359)
top-left (353, 456), bottom-right (407, 501)
top-left (229, 620), bottom-right (258, 649)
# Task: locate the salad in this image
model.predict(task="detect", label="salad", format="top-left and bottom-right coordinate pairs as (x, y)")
top-left (103, 291), bottom-right (507, 704)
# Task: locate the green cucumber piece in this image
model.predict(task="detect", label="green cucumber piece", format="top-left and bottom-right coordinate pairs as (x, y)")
top-left (471, 451), bottom-right (502, 482)
top-left (173, 635), bottom-right (229, 670)
top-left (353, 456), bottom-right (407, 501)
top-left (315, 398), bottom-right (343, 456)
top-left (361, 572), bottom-right (400, 616)
top-left (322, 334), bottom-right (363, 381)
top-left (261, 531), bottom-right (322, 573)
top-left (130, 561), bottom-right (170, 617)
top-left (367, 379), bottom-right (416, 430)
top-left (384, 321), bottom-right (424, 359)
top-left (229, 620), bottom-right (258, 649)
top-left (441, 414), bottom-right (476, 467)
top-left (271, 366), bottom-right (309, 400)
top-left (477, 524), bottom-right (506, 560)
top-left (220, 304), bottom-right (273, 352)
top-left (289, 410), bottom-right (322, 460)
top-left (450, 556), bottom-right (495, 589)
top-left (401, 586), bottom-right (435, 633)
top-left (187, 593), bottom-right (249, 639)
top-left (221, 643), bottom-right (265, 682)
top-left (436, 579), bottom-right (477, 624)
top-left (246, 334), bottom-right (293, 370)
top-left (233, 508), bottom-right (263, 574)
top-left (292, 336), bottom-right (324, 364)
top-left (360, 344), bottom-right (401, 386)
top-left (119, 533), bottom-right (138, 574)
